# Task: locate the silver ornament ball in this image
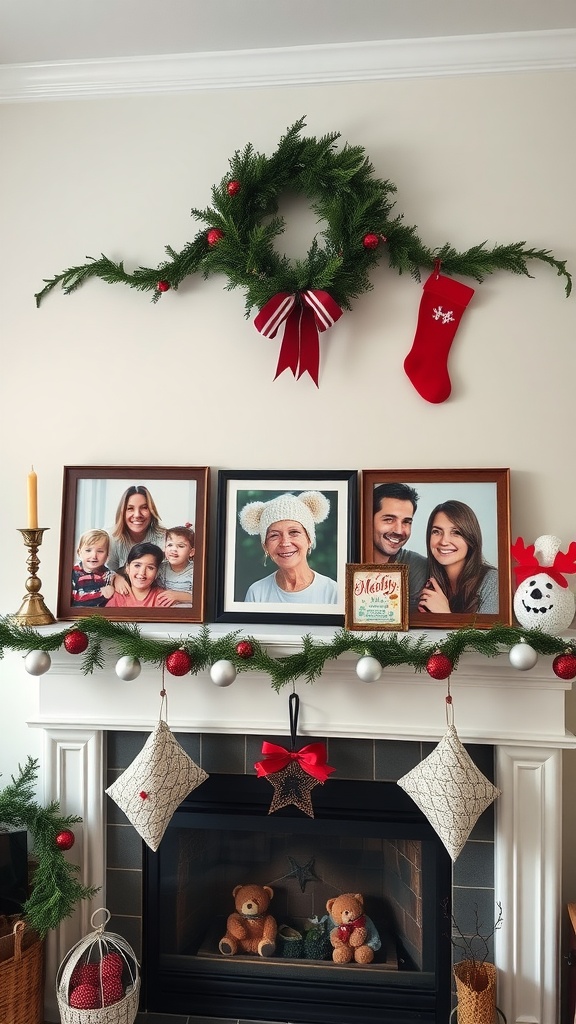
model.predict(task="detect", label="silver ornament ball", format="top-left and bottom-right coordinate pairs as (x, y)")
top-left (24, 650), bottom-right (51, 676)
top-left (210, 659), bottom-right (237, 687)
top-left (115, 656), bottom-right (142, 681)
top-left (509, 641), bottom-right (538, 671)
top-left (355, 655), bottom-right (383, 682)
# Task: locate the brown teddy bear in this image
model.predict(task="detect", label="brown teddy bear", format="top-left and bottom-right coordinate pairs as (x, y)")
top-left (219, 883), bottom-right (277, 957)
top-left (326, 893), bottom-right (374, 964)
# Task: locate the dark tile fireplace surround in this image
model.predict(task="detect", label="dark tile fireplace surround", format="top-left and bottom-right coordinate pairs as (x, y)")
top-left (106, 731), bottom-right (496, 1024)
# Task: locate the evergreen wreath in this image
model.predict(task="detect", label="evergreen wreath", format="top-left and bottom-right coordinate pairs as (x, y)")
top-left (35, 116), bottom-right (571, 312)
top-left (0, 615), bottom-right (573, 693)
top-left (0, 757), bottom-right (98, 935)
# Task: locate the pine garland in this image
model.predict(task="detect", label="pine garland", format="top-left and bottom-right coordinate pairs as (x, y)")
top-left (0, 614), bottom-right (573, 694)
top-left (35, 117), bottom-right (571, 309)
top-left (0, 758), bottom-right (98, 935)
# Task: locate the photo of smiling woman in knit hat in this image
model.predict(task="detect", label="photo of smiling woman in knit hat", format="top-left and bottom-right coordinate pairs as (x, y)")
top-left (240, 491), bottom-right (337, 602)
top-left (215, 470), bottom-right (358, 625)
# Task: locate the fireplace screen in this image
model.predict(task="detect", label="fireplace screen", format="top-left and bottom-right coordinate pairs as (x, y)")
top-left (143, 774), bottom-right (451, 1023)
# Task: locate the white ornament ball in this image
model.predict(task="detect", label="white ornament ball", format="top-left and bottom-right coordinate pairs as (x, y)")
top-left (210, 659), bottom-right (237, 687)
top-left (509, 641), bottom-right (538, 671)
top-left (355, 655), bottom-right (383, 682)
top-left (115, 656), bottom-right (141, 681)
top-left (24, 650), bottom-right (51, 676)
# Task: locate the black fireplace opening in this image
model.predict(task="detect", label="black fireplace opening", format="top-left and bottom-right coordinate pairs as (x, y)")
top-left (143, 773), bottom-right (452, 1023)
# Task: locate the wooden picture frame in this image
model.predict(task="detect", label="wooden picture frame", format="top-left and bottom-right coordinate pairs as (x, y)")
top-left (215, 469), bottom-right (358, 625)
top-left (57, 466), bottom-right (209, 622)
top-left (345, 563), bottom-right (409, 631)
top-left (361, 468), bottom-right (511, 629)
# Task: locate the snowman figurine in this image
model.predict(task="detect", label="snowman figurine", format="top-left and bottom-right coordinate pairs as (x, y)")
top-left (511, 535), bottom-right (576, 633)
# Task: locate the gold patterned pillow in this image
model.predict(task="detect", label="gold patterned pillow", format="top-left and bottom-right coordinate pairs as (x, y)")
top-left (397, 725), bottom-right (500, 861)
top-left (106, 721), bottom-right (208, 851)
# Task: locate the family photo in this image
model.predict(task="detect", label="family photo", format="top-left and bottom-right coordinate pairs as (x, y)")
top-left (58, 467), bottom-right (209, 622)
top-left (215, 470), bottom-right (357, 625)
top-left (361, 469), bottom-right (511, 628)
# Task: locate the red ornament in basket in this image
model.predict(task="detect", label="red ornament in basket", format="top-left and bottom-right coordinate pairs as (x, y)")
top-left (57, 908), bottom-right (140, 1022)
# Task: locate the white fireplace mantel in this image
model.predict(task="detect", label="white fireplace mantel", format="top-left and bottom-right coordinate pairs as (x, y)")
top-left (28, 625), bottom-right (576, 1023)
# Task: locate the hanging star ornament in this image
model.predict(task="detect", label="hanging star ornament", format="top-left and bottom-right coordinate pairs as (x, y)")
top-left (286, 856), bottom-right (320, 891)
top-left (254, 693), bottom-right (335, 817)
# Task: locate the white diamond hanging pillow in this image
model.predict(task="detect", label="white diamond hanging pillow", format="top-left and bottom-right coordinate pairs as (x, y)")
top-left (106, 720), bottom-right (208, 851)
top-left (397, 724), bottom-right (500, 861)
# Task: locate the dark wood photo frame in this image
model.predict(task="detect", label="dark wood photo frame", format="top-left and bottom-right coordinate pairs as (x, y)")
top-left (345, 563), bottom-right (409, 631)
top-left (361, 468), bottom-right (511, 629)
top-left (215, 469), bottom-right (358, 625)
top-left (58, 466), bottom-right (209, 622)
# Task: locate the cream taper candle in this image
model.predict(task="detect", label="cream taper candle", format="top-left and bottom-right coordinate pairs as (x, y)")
top-left (27, 466), bottom-right (38, 528)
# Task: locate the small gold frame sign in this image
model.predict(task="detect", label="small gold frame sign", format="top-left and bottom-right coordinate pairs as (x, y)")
top-left (345, 563), bottom-right (409, 631)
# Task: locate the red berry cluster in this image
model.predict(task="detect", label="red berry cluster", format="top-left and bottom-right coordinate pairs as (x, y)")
top-left (68, 951), bottom-right (125, 1009)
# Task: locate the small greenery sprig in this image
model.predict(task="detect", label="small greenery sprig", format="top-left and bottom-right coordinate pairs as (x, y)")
top-left (35, 117), bottom-right (571, 310)
top-left (0, 614), bottom-right (573, 693)
top-left (0, 757), bottom-right (98, 935)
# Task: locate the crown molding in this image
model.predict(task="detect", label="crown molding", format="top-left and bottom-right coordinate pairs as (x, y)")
top-left (1, 28), bottom-right (575, 103)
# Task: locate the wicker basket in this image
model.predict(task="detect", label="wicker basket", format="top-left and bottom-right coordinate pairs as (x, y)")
top-left (56, 909), bottom-right (140, 1024)
top-left (0, 919), bottom-right (44, 1024)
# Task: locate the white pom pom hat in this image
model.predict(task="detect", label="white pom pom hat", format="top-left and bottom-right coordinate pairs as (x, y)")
top-left (239, 491), bottom-right (330, 549)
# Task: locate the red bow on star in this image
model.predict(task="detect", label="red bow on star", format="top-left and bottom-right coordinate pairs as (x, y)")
top-left (254, 741), bottom-right (335, 782)
top-left (254, 289), bottom-right (343, 386)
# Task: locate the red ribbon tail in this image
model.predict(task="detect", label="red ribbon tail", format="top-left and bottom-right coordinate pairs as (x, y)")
top-left (274, 306), bottom-right (301, 380)
top-left (296, 305), bottom-right (320, 386)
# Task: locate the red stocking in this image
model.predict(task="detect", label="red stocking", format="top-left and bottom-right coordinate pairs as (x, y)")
top-left (403, 270), bottom-right (475, 404)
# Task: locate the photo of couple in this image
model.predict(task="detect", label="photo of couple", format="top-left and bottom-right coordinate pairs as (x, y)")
top-left (363, 470), bottom-right (510, 628)
top-left (58, 468), bottom-right (208, 622)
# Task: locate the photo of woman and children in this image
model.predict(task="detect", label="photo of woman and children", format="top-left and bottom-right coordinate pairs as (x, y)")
top-left (67, 476), bottom-right (200, 615)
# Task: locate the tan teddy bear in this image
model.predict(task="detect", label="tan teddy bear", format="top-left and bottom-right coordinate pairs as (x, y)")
top-left (219, 883), bottom-right (277, 957)
top-left (326, 893), bottom-right (374, 964)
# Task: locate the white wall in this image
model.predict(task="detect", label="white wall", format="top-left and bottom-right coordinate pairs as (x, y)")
top-left (1, 70), bottom-right (576, 900)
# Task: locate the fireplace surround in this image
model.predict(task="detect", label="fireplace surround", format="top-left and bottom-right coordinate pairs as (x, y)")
top-left (28, 622), bottom-right (575, 1023)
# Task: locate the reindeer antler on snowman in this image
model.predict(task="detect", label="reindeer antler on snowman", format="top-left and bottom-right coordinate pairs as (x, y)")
top-left (511, 535), bottom-right (576, 633)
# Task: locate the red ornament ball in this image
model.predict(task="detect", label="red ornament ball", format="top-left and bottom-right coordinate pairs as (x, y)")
top-left (64, 630), bottom-right (89, 655)
top-left (56, 829), bottom-right (75, 851)
top-left (227, 179), bottom-right (241, 196)
top-left (553, 653), bottom-right (576, 680)
top-left (101, 952), bottom-right (124, 979)
top-left (363, 233), bottom-right (380, 250)
top-left (166, 649), bottom-right (192, 676)
top-left (157, 280), bottom-right (171, 292)
top-left (69, 983), bottom-right (100, 1010)
top-left (426, 653), bottom-right (453, 680)
top-left (207, 228), bottom-right (224, 246)
top-left (102, 977), bottom-right (124, 1006)
top-left (235, 640), bottom-right (254, 660)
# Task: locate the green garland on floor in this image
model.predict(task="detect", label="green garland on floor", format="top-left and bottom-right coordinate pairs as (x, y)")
top-left (0, 615), bottom-right (573, 692)
top-left (34, 117), bottom-right (571, 309)
top-left (0, 758), bottom-right (99, 936)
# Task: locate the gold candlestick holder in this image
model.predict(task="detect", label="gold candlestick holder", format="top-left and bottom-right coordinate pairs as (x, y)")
top-left (13, 528), bottom-right (56, 626)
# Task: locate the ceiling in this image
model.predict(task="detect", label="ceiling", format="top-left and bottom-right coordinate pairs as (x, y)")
top-left (2, 0), bottom-right (576, 66)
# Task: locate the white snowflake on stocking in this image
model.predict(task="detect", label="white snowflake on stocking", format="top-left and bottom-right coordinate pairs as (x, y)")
top-left (432, 305), bottom-right (455, 324)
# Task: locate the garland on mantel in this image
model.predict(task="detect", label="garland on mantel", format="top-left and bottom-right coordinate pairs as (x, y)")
top-left (1, 615), bottom-right (575, 692)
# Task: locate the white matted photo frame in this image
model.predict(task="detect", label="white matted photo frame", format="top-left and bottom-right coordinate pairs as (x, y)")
top-left (215, 470), bottom-right (358, 625)
top-left (345, 563), bottom-right (409, 631)
top-left (57, 466), bottom-right (209, 622)
top-left (361, 468), bottom-right (511, 629)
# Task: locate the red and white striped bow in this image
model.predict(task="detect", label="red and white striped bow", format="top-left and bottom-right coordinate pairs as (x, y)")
top-left (254, 289), bottom-right (343, 386)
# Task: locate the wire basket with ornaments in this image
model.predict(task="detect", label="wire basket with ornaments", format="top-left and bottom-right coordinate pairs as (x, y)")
top-left (56, 909), bottom-right (140, 1024)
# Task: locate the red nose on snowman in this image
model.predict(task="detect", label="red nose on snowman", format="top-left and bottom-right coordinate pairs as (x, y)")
top-left (511, 535), bottom-right (576, 633)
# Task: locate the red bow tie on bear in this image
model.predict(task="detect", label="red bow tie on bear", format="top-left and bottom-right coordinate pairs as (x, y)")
top-left (337, 915), bottom-right (366, 941)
